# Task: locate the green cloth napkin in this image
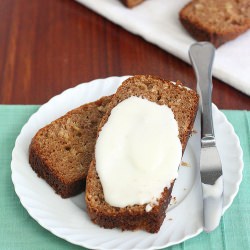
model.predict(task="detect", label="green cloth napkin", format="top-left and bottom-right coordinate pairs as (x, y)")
top-left (0, 105), bottom-right (249, 250)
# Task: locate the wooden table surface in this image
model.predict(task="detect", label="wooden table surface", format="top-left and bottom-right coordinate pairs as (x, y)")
top-left (0, 0), bottom-right (249, 109)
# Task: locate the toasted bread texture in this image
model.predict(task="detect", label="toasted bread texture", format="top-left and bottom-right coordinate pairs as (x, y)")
top-left (29, 95), bottom-right (112, 198)
top-left (85, 75), bottom-right (199, 233)
top-left (179, 0), bottom-right (250, 47)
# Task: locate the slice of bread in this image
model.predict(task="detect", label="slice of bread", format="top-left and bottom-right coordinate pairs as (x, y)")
top-left (29, 95), bottom-right (112, 198)
top-left (85, 75), bottom-right (199, 233)
top-left (179, 0), bottom-right (250, 47)
top-left (121, 0), bottom-right (145, 8)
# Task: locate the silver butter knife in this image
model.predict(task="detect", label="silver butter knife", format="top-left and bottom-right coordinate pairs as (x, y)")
top-left (189, 42), bottom-right (223, 232)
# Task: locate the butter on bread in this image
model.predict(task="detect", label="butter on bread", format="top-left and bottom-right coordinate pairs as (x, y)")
top-left (85, 75), bottom-right (199, 233)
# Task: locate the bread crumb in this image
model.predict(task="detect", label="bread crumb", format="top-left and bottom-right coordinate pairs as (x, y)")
top-left (189, 129), bottom-right (197, 138)
top-left (170, 196), bottom-right (177, 206)
top-left (181, 161), bottom-right (190, 167)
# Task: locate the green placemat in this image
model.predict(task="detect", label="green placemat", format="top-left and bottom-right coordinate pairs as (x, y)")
top-left (0, 105), bottom-right (249, 250)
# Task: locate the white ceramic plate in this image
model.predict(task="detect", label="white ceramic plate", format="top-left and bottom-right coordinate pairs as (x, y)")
top-left (11, 76), bottom-right (243, 250)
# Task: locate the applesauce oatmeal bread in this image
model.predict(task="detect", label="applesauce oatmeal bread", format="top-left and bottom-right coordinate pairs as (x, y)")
top-left (179, 0), bottom-right (250, 47)
top-left (85, 75), bottom-right (199, 233)
top-left (29, 95), bottom-right (112, 198)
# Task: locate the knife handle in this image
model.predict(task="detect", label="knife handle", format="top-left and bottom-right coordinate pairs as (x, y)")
top-left (189, 42), bottom-right (215, 139)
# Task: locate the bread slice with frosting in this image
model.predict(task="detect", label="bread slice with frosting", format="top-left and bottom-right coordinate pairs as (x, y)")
top-left (85, 75), bottom-right (199, 233)
top-left (29, 95), bottom-right (112, 198)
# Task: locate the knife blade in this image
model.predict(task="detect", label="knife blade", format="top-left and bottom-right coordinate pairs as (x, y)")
top-left (189, 42), bottom-right (223, 232)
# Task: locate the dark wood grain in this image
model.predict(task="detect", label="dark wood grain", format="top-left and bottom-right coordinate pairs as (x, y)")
top-left (0, 0), bottom-right (249, 109)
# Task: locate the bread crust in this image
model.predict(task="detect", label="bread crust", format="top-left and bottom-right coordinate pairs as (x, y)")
top-left (85, 75), bottom-right (199, 233)
top-left (29, 95), bottom-right (112, 198)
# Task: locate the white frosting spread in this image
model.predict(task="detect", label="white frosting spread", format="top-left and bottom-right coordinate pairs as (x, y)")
top-left (95, 96), bottom-right (182, 209)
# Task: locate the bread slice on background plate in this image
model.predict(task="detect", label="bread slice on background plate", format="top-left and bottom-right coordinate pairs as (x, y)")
top-left (85, 75), bottom-right (199, 233)
top-left (29, 95), bottom-right (112, 198)
top-left (179, 0), bottom-right (250, 47)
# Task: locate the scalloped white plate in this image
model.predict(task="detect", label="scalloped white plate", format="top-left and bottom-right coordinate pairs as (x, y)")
top-left (11, 76), bottom-right (243, 250)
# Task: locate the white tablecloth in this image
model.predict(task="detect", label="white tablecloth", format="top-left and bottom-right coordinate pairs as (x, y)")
top-left (76, 0), bottom-right (250, 96)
